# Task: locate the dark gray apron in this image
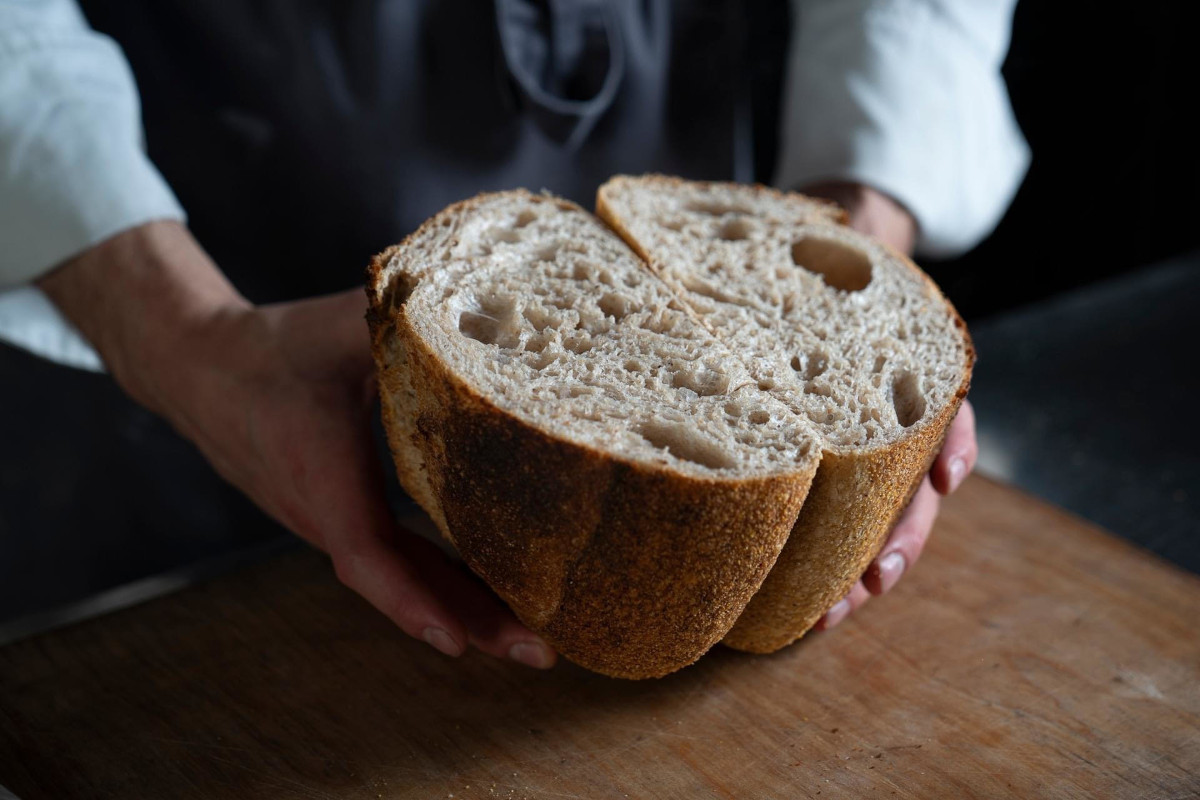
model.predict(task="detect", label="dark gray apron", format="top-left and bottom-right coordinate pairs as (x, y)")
top-left (78, 0), bottom-right (789, 301)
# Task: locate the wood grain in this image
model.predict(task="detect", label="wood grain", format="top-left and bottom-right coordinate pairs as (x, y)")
top-left (1, 476), bottom-right (1198, 799)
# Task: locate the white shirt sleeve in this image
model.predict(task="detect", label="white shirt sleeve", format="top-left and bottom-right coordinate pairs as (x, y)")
top-left (0, 0), bottom-right (185, 370)
top-left (776, 0), bottom-right (1029, 258)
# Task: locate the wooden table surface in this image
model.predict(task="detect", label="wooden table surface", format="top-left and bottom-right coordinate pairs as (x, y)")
top-left (1, 476), bottom-right (1198, 799)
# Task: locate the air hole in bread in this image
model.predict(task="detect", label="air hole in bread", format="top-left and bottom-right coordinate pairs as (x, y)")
top-left (872, 354), bottom-right (887, 373)
top-left (563, 336), bottom-right (594, 355)
top-left (536, 243), bottom-right (559, 262)
top-left (686, 200), bottom-right (753, 217)
top-left (638, 421), bottom-right (736, 470)
top-left (381, 272), bottom-right (418, 313)
top-left (514, 209), bottom-right (537, 228)
top-left (624, 359), bottom-right (644, 372)
top-left (723, 401), bottom-right (743, 417)
top-left (790, 350), bottom-right (828, 380)
top-left (660, 218), bottom-right (685, 231)
top-left (791, 237), bottom-right (872, 292)
top-left (490, 227), bottom-right (522, 244)
top-left (804, 381), bottom-right (833, 397)
top-left (757, 379), bottom-right (775, 391)
top-left (891, 370), bottom-right (926, 427)
top-left (717, 218), bottom-right (753, 241)
top-left (671, 365), bottom-right (731, 397)
top-left (458, 295), bottom-right (520, 348)
top-left (523, 304), bottom-right (557, 333)
top-left (526, 350), bottom-right (557, 370)
top-left (639, 312), bottom-right (673, 335)
top-left (598, 292), bottom-right (634, 320)
top-left (523, 332), bottom-right (551, 354)
top-left (748, 409), bottom-right (771, 424)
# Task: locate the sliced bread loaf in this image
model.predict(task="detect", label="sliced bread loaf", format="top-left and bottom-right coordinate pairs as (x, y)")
top-left (366, 178), bottom-right (973, 678)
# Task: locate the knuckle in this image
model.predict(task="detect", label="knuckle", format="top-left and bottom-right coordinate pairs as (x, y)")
top-left (331, 551), bottom-right (359, 586)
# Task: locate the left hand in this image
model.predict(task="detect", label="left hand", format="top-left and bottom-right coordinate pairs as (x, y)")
top-left (800, 181), bottom-right (979, 630)
top-left (36, 221), bottom-right (557, 668)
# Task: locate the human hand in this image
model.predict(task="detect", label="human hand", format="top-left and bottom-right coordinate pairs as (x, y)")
top-left (800, 181), bottom-right (978, 630)
top-left (37, 221), bottom-right (556, 668)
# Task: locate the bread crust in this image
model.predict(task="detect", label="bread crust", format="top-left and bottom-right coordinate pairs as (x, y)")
top-left (367, 202), bottom-right (816, 679)
top-left (721, 392), bottom-right (965, 652)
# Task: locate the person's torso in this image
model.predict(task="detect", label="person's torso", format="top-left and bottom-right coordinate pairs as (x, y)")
top-left (80, 0), bottom-right (788, 299)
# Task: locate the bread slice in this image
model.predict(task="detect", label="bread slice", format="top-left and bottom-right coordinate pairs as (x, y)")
top-left (597, 176), bottom-right (973, 651)
top-left (368, 191), bottom-right (821, 679)
top-left (366, 178), bottom-right (973, 678)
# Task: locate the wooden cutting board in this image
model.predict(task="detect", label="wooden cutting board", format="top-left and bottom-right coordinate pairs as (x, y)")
top-left (1, 476), bottom-right (1198, 799)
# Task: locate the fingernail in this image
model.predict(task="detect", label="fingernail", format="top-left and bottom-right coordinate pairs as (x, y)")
top-left (823, 599), bottom-right (851, 630)
top-left (949, 457), bottom-right (967, 492)
top-left (509, 641), bottom-right (553, 669)
top-left (423, 627), bottom-right (462, 657)
top-left (876, 551), bottom-right (907, 594)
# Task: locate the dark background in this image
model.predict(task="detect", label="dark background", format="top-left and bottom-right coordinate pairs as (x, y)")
top-left (2, 1), bottom-right (1197, 630)
top-left (925, 0), bottom-right (1200, 318)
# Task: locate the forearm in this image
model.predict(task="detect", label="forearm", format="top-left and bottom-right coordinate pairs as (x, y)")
top-left (35, 221), bottom-right (249, 415)
top-left (780, 0), bottom-right (1028, 257)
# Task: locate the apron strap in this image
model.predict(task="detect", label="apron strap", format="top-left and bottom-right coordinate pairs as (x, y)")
top-left (494, 0), bottom-right (625, 149)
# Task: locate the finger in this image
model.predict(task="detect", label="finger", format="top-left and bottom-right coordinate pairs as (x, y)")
top-left (324, 288), bottom-right (372, 359)
top-left (395, 535), bottom-right (557, 669)
top-left (276, 289), bottom-right (374, 378)
top-left (816, 580), bottom-right (872, 631)
top-left (862, 477), bottom-right (940, 596)
top-left (330, 424), bottom-right (555, 668)
top-left (332, 532), bottom-right (471, 658)
top-left (322, 424), bottom-right (474, 658)
top-left (931, 400), bottom-right (977, 495)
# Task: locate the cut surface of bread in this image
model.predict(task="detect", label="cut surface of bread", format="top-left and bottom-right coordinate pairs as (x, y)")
top-left (367, 177), bottom-right (973, 678)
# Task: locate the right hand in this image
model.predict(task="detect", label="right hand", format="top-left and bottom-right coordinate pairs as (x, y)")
top-left (36, 221), bottom-right (557, 669)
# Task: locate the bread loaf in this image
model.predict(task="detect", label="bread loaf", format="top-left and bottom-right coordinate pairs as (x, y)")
top-left (366, 176), bottom-right (973, 678)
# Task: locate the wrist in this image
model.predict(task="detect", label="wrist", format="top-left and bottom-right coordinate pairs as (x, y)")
top-left (800, 181), bottom-right (918, 255)
top-left (36, 221), bottom-right (251, 416)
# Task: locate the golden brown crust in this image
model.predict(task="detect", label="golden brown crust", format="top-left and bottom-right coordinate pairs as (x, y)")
top-left (721, 392), bottom-right (966, 652)
top-left (366, 197), bottom-right (816, 679)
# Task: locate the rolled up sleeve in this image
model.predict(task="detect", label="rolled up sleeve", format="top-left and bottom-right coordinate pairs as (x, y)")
top-left (0, 0), bottom-right (184, 369)
top-left (776, 0), bottom-right (1029, 257)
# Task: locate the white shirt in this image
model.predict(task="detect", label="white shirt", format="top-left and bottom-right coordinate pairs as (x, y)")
top-left (0, 0), bottom-right (1028, 371)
